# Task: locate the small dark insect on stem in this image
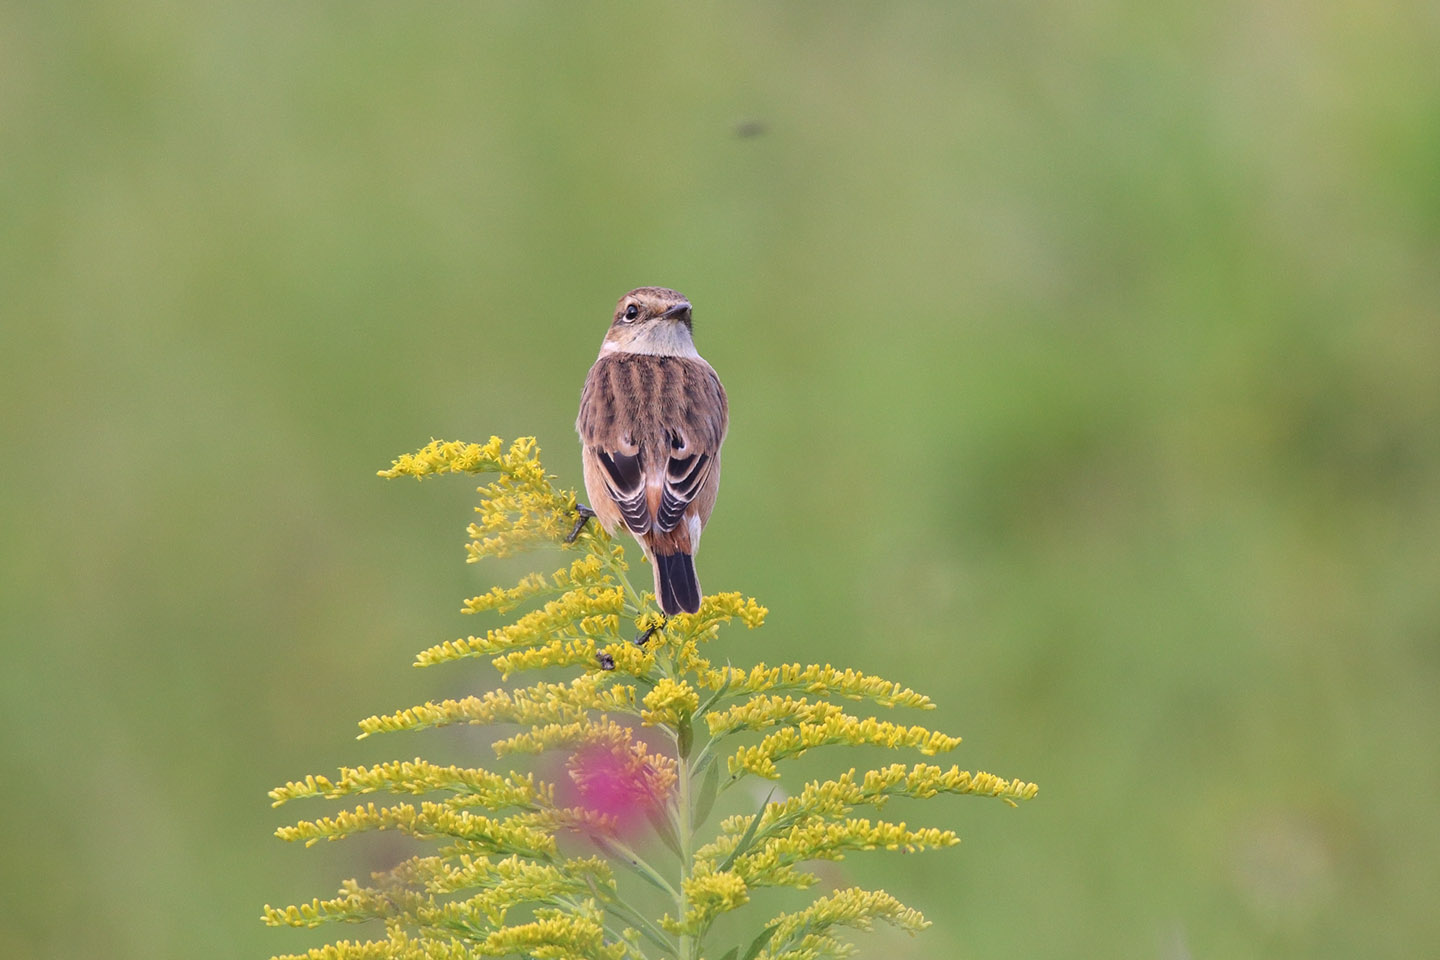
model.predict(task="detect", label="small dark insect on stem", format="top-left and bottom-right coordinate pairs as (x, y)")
top-left (595, 650), bottom-right (616, 671)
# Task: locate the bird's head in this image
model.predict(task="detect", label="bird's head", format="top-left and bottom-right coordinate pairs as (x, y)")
top-left (601, 287), bottom-right (698, 357)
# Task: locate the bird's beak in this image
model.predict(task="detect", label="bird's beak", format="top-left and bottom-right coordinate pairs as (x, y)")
top-left (661, 302), bottom-right (693, 323)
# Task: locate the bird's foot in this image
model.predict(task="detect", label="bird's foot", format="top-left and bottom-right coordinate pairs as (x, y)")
top-left (565, 503), bottom-right (597, 544)
top-left (633, 617), bottom-right (667, 647)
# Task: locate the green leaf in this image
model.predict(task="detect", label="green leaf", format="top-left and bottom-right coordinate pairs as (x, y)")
top-left (677, 711), bottom-right (694, 758)
top-left (718, 787), bottom-right (775, 872)
top-left (716, 949), bottom-right (739, 960)
top-left (693, 758), bottom-right (721, 828)
top-left (742, 923), bottom-right (779, 960)
top-left (646, 803), bottom-right (684, 860)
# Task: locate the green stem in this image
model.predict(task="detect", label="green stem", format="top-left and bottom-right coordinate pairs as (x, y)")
top-left (675, 727), bottom-right (697, 960)
top-left (601, 542), bottom-right (648, 613)
top-left (687, 729), bottom-right (734, 780)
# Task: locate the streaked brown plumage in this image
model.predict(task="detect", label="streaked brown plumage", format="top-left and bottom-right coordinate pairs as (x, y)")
top-left (576, 287), bottom-right (728, 615)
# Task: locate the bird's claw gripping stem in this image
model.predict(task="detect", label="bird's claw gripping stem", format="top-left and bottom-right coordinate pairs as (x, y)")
top-left (633, 619), bottom-right (665, 647)
top-left (565, 503), bottom-right (597, 544)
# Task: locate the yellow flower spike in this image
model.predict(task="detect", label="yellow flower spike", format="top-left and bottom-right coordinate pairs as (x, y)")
top-left (489, 638), bottom-right (586, 677)
top-left (263, 877), bottom-right (433, 930)
top-left (272, 438), bottom-right (1034, 960)
top-left (377, 437), bottom-right (508, 480)
top-left (701, 662), bottom-right (934, 708)
top-left (679, 870), bottom-right (750, 928)
top-left (603, 639), bottom-right (656, 676)
top-left (720, 819), bottom-right (958, 892)
top-left (464, 503), bottom-right (570, 559)
top-left (756, 887), bottom-right (929, 960)
top-left (269, 760), bottom-right (544, 809)
top-left (727, 716), bottom-right (963, 780)
top-left (478, 904), bottom-right (624, 960)
top-left (491, 716), bottom-right (633, 757)
top-left (673, 638), bottom-right (714, 678)
top-left (663, 593), bottom-right (768, 644)
top-left (688, 763), bottom-right (1037, 848)
top-left (276, 801), bottom-right (558, 859)
top-left (640, 677), bottom-right (700, 728)
top-left (275, 801), bottom-right (420, 846)
top-left (489, 633), bottom-right (636, 679)
top-left (461, 572), bottom-right (553, 615)
top-left (356, 675), bottom-right (634, 739)
top-left (695, 807), bottom-right (961, 891)
top-left (422, 855), bottom-right (617, 927)
top-left (269, 939), bottom-right (398, 960)
top-left (431, 854), bottom-right (615, 897)
top-left (705, 694), bottom-right (849, 737)
top-left (414, 585), bottom-right (627, 667)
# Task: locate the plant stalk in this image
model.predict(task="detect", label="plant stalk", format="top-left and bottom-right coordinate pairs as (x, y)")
top-left (676, 727), bottom-right (696, 960)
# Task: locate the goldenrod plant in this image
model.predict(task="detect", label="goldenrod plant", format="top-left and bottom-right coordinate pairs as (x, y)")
top-left (264, 437), bottom-right (1037, 960)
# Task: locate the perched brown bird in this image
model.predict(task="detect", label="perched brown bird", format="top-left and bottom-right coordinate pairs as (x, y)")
top-left (576, 287), bottom-right (728, 615)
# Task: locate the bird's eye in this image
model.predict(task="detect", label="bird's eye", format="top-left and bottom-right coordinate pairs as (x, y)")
top-left (624, 304), bottom-right (640, 321)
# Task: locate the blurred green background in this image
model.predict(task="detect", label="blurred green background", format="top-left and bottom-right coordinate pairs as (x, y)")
top-left (3, 2), bottom-right (1438, 957)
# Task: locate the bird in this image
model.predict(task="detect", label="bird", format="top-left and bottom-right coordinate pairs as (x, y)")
top-left (576, 287), bottom-right (729, 616)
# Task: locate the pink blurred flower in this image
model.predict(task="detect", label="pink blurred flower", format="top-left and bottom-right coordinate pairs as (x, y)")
top-left (560, 737), bottom-right (675, 838)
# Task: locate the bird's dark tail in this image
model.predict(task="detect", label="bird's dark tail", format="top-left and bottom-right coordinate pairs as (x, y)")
top-left (654, 551), bottom-right (701, 615)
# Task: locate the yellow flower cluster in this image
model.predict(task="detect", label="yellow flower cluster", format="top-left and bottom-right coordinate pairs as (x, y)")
top-left (487, 715), bottom-right (644, 762)
top-left (377, 438), bottom-right (512, 480)
top-left (742, 762), bottom-right (1040, 828)
top-left (461, 571), bottom-right (551, 615)
top-left (380, 437), bottom-right (576, 562)
top-left (269, 761), bottom-right (546, 809)
top-left (667, 593), bottom-right (769, 636)
top-left (430, 853), bottom-right (611, 895)
top-left (705, 694), bottom-right (849, 737)
top-left (677, 870), bottom-right (749, 928)
top-left (726, 817), bottom-right (958, 894)
top-left (488, 635), bottom-right (651, 679)
top-left (424, 855), bottom-right (614, 926)
top-left (461, 555), bottom-right (614, 615)
top-left (488, 640), bottom-right (585, 678)
top-left (416, 585), bottom-right (625, 667)
top-left (755, 887), bottom-right (929, 960)
top-left (702, 661), bottom-right (933, 709)
top-left (273, 911), bottom-right (630, 960)
top-left (475, 903), bottom-right (626, 960)
top-left (262, 879), bottom-right (405, 929)
top-left (268, 438), bottom-right (1035, 960)
top-left (355, 675), bottom-right (635, 739)
top-left (641, 677), bottom-right (700, 728)
top-left (625, 593), bottom-right (770, 682)
top-left (276, 801), bottom-right (559, 858)
top-left (727, 715), bottom-right (964, 780)
top-left (271, 938), bottom-right (406, 960)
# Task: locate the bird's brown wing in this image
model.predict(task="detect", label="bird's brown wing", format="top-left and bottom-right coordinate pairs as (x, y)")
top-left (653, 358), bottom-right (727, 534)
top-left (655, 436), bottom-right (715, 532)
top-left (593, 442), bottom-right (650, 534)
top-left (578, 355), bottom-right (652, 536)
